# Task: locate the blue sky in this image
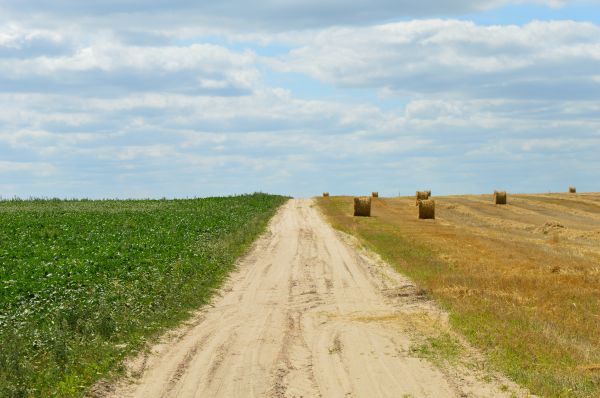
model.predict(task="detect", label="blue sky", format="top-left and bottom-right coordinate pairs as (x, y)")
top-left (1, 1), bottom-right (599, 198)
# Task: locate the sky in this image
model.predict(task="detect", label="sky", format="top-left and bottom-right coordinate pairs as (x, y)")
top-left (1, 1), bottom-right (599, 198)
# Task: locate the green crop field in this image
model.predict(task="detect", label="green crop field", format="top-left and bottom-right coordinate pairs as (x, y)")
top-left (0, 193), bottom-right (287, 397)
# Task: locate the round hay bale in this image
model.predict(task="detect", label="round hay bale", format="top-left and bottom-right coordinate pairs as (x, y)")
top-left (419, 199), bottom-right (435, 219)
top-left (323, 192), bottom-right (330, 197)
top-left (569, 186), bottom-right (576, 194)
top-left (354, 196), bottom-right (371, 217)
top-left (372, 192), bottom-right (379, 198)
top-left (416, 191), bottom-right (430, 205)
top-left (494, 190), bottom-right (507, 205)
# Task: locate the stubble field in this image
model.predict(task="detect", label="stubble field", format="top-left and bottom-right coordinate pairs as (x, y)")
top-left (318, 192), bottom-right (600, 397)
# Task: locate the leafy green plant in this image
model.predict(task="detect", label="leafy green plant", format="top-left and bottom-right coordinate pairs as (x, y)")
top-left (0, 194), bottom-right (287, 397)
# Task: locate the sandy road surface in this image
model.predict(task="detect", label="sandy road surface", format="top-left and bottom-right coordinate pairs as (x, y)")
top-left (105, 199), bottom-right (522, 398)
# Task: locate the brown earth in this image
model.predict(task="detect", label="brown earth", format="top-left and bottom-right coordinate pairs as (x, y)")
top-left (101, 199), bottom-right (529, 398)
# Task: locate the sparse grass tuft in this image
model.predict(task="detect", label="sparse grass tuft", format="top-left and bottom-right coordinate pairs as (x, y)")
top-left (328, 335), bottom-right (343, 355)
top-left (410, 333), bottom-right (462, 365)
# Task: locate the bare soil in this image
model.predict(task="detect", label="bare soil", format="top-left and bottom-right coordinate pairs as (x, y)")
top-left (102, 199), bottom-right (530, 398)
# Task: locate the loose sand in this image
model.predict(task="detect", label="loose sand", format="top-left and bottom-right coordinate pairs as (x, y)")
top-left (103, 199), bottom-right (527, 398)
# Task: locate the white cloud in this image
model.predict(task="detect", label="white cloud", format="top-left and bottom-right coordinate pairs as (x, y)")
top-left (34, 43), bottom-right (256, 73)
top-left (0, 24), bottom-right (67, 48)
top-left (0, 27), bottom-right (261, 96)
top-left (272, 20), bottom-right (600, 100)
top-left (1, 4), bottom-right (599, 197)
top-left (0, 160), bottom-right (57, 176)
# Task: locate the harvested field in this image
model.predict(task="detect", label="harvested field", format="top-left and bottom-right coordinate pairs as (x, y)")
top-left (318, 193), bottom-right (600, 398)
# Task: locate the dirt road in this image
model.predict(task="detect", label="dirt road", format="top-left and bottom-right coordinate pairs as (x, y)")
top-left (106, 199), bottom-right (523, 398)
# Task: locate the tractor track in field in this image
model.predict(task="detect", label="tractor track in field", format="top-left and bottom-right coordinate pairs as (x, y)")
top-left (101, 199), bottom-right (529, 398)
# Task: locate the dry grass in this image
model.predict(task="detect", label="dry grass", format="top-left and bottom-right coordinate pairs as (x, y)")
top-left (317, 193), bottom-right (600, 397)
top-left (353, 196), bottom-right (371, 217)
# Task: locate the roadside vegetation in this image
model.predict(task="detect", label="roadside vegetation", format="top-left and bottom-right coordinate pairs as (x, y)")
top-left (318, 194), bottom-right (600, 398)
top-left (0, 194), bottom-right (287, 397)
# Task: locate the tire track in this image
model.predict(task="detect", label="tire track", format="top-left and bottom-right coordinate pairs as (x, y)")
top-left (105, 199), bottom-right (529, 398)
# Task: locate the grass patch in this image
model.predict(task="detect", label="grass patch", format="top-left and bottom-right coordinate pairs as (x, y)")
top-left (410, 333), bottom-right (462, 365)
top-left (0, 194), bottom-right (287, 397)
top-left (317, 196), bottom-right (600, 398)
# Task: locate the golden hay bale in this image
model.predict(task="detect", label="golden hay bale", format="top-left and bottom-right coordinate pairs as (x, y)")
top-left (569, 186), bottom-right (576, 194)
top-left (354, 196), bottom-right (371, 217)
top-left (372, 192), bottom-right (379, 198)
top-left (418, 199), bottom-right (435, 219)
top-left (323, 192), bottom-right (330, 197)
top-left (416, 191), bottom-right (430, 205)
top-left (494, 190), bottom-right (507, 205)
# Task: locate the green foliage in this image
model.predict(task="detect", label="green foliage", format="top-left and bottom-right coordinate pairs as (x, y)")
top-left (0, 194), bottom-right (287, 397)
top-left (409, 333), bottom-right (462, 365)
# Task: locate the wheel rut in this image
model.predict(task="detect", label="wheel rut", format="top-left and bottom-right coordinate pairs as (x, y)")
top-left (104, 199), bottom-right (530, 398)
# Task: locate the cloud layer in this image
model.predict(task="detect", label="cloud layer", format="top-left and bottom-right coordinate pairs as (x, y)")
top-left (0, 1), bottom-right (567, 30)
top-left (1, 3), bottom-right (599, 198)
top-left (274, 20), bottom-right (600, 100)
